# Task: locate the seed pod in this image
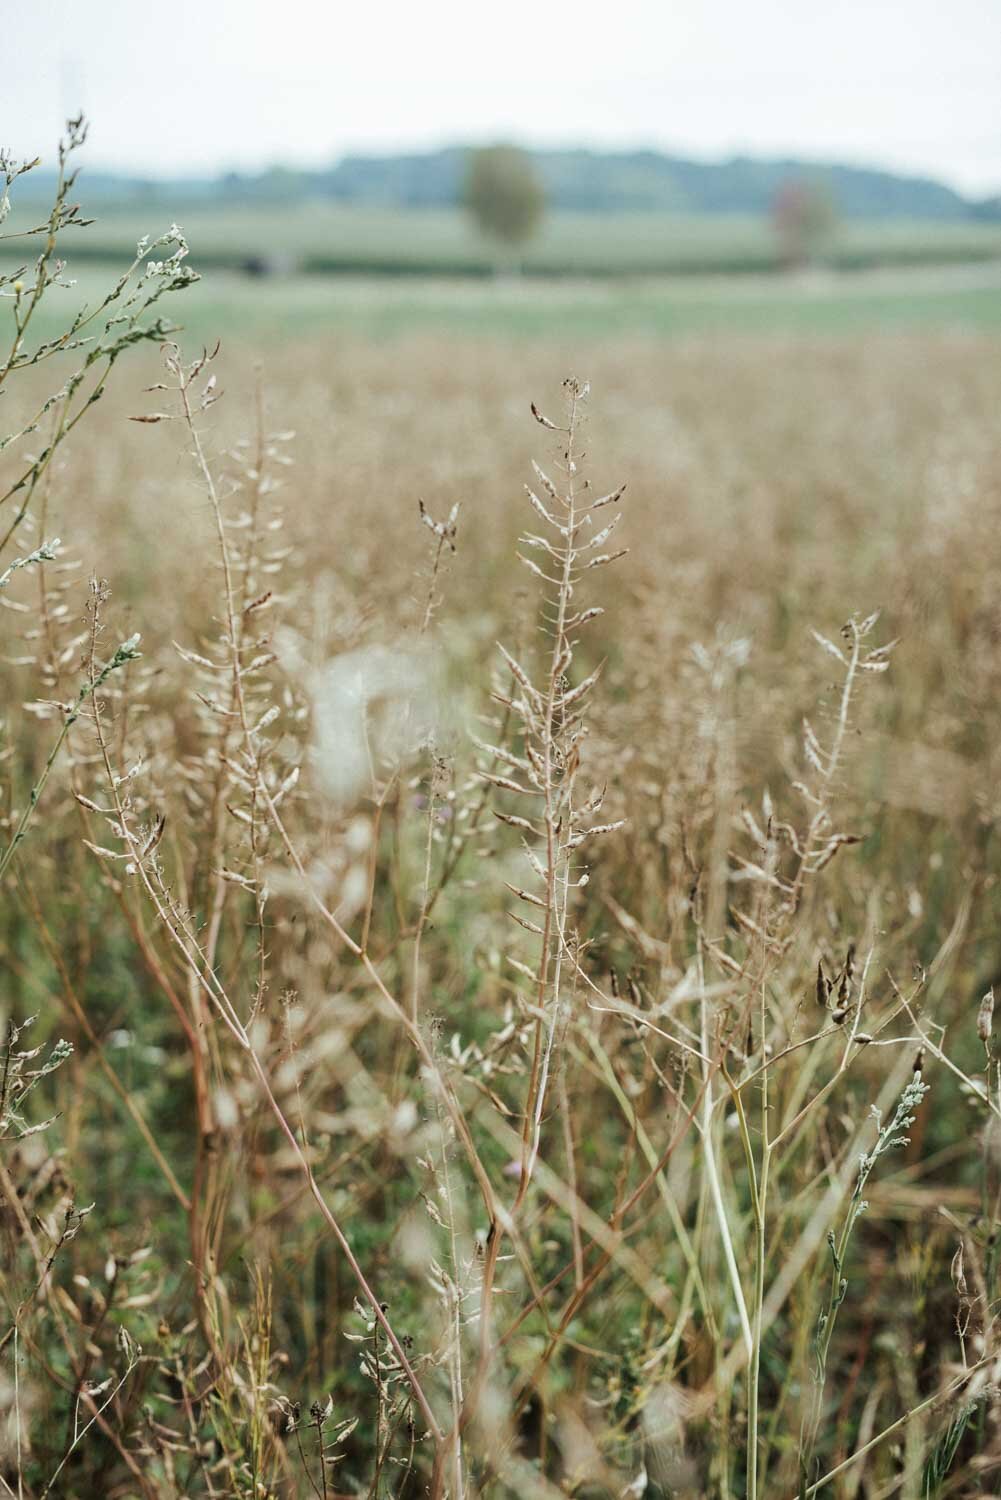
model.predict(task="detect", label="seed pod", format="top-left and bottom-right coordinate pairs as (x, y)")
top-left (977, 987), bottom-right (995, 1058)
top-left (839, 942), bottom-right (856, 1002)
top-left (816, 959), bottom-right (829, 1009)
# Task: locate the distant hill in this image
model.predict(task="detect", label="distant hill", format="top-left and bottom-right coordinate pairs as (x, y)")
top-left (316, 147), bottom-right (991, 221)
top-left (12, 146), bottom-right (1001, 221)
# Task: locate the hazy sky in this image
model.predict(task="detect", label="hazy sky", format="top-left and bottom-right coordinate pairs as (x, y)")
top-left (6, 0), bottom-right (1001, 193)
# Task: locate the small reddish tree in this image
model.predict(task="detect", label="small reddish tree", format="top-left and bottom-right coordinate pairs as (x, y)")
top-left (772, 180), bottom-right (838, 268)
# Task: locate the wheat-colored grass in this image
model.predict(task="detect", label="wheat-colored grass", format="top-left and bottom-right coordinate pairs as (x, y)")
top-left (2, 127), bottom-right (1001, 1500)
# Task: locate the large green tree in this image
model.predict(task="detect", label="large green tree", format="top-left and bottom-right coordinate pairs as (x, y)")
top-left (463, 144), bottom-right (545, 262)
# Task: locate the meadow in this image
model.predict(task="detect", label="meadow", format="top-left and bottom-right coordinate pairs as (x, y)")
top-left (7, 259), bottom-right (1001, 349)
top-left (7, 199), bottom-right (1001, 277)
top-left (2, 131), bottom-right (1001, 1499)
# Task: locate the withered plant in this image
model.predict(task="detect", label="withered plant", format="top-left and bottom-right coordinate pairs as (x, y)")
top-left (2, 122), bottom-right (1000, 1500)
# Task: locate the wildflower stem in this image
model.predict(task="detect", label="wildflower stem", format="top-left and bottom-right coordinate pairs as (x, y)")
top-left (0, 634), bottom-right (140, 884)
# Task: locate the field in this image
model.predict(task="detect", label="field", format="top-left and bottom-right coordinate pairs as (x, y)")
top-left (10, 259), bottom-right (1001, 348)
top-left (2, 161), bottom-right (1001, 1498)
top-left (6, 198), bottom-right (1001, 276)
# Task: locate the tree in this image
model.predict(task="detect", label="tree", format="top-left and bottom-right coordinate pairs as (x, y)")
top-left (771, 179), bottom-right (838, 269)
top-left (463, 145), bottom-right (545, 263)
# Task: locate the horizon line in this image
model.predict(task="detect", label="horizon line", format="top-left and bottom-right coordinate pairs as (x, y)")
top-left (22, 134), bottom-right (1000, 202)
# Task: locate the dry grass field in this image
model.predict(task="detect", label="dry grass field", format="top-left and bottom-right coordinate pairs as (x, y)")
top-left (3, 133), bottom-right (1001, 1500)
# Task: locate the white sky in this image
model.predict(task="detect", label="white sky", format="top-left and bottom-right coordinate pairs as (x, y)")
top-left (5, 0), bottom-right (1001, 194)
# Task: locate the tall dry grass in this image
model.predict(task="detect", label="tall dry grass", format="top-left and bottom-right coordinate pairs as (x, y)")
top-left (2, 125), bottom-right (1001, 1499)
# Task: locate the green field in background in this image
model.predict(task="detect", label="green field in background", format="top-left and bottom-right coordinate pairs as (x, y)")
top-left (9, 261), bottom-right (1001, 346)
top-left (4, 202), bottom-right (1001, 277)
top-left (5, 201), bottom-right (1001, 343)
